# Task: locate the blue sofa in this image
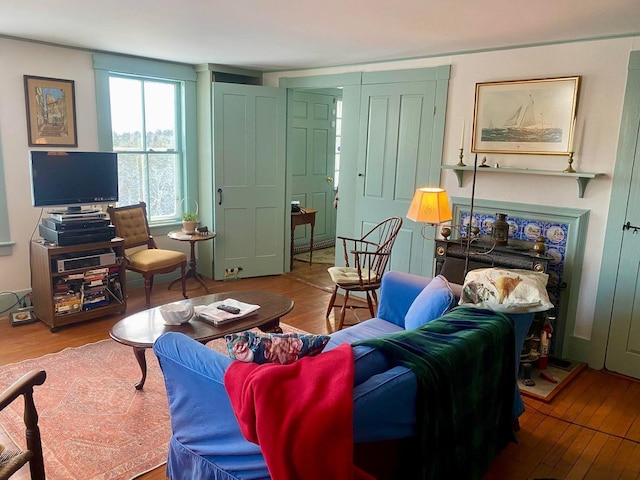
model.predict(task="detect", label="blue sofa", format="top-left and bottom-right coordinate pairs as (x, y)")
top-left (153, 271), bottom-right (534, 479)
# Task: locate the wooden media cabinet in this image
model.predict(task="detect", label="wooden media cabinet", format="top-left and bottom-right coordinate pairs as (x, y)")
top-left (30, 238), bottom-right (127, 331)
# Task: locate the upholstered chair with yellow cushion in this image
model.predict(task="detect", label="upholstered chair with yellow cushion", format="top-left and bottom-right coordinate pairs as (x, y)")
top-left (107, 202), bottom-right (187, 307)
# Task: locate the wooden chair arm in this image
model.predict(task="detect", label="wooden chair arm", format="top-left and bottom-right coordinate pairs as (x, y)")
top-left (0, 369), bottom-right (46, 480)
top-left (338, 236), bottom-right (382, 266)
top-left (349, 250), bottom-right (387, 257)
top-left (0, 370), bottom-right (46, 411)
top-left (337, 236), bottom-right (379, 249)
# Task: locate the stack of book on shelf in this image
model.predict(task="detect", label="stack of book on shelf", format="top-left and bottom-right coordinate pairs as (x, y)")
top-left (52, 267), bottom-right (124, 315)
top-left (81, 268), bottom-right (110, 310)
top-left (53, 278), bottom-right (82, 316)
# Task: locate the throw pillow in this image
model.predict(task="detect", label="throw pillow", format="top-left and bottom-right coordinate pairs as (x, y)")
top-left (225, 331), bottom-right (330, 365)
top-left (458, 267), bottom-right (553, 313)
top-left (404, 275), bottom-right (457, 329)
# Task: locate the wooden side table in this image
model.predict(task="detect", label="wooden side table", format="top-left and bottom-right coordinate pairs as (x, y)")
top-left (168, 231), bottom-right (216, 293)
top-left (291, 208), bottom-right (317, 267)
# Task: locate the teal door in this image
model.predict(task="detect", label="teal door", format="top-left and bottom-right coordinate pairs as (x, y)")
top-left (354, 68), bottom-right (450, 276)
top-left (212, 83), bottom-right (287, 279)
top-left (604, 52), bottom-right (640, 379)
top-left (289, 90), bottom-right (338, 249)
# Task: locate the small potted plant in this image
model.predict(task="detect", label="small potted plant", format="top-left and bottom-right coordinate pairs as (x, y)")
top-left (182, 211), bottom-right (197, 233)
top-left (181, 197), bottom-right (198, 233)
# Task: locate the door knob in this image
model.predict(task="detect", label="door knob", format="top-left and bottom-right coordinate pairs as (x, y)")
top-left (326, 177), bottom-right (333, 183)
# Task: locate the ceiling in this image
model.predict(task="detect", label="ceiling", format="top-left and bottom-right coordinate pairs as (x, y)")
top-left (2, 0), bottom-right (640, 71)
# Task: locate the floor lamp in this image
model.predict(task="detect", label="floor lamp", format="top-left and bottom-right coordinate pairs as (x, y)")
top-left (406, 187), bottom-right (453, 239)
top-left (406, 155), bottom-right (482, 279)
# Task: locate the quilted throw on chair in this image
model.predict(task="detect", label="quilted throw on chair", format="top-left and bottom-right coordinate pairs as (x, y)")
top-left (356, 306), bottom-right (516, 480)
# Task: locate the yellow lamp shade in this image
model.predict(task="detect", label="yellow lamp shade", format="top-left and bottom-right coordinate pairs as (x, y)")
top-left (406, 188), bottom-right (453, 224)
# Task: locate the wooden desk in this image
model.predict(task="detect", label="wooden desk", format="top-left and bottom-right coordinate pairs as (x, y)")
top-left (291, 208), bottom-right (317, 266)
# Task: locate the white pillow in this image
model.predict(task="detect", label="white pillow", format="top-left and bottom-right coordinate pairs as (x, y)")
top-left (458, 268), bottom-right (553, 313)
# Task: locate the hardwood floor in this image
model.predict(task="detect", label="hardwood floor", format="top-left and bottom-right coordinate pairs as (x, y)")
top-left (2, 264), bottom-right (639, 479)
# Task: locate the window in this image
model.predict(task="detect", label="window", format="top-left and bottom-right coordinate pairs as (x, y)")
top-left (93, 53), bottom-right (197, 226)
top-left (109, 76), bottom-right (182, 221)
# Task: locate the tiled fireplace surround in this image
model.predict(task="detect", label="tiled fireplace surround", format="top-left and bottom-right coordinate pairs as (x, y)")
top-left (451, 197), bottom-right (589, 357)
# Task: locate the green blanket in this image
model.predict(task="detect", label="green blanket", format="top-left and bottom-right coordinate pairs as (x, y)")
top-left (355, 306), bottom-right (515, 480)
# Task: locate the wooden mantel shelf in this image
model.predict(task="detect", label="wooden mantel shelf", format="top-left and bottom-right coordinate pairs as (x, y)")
top-left (441, 165), bottom-right (603, 198)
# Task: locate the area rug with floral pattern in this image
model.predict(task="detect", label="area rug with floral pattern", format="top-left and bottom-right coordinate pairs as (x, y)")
top-left (0, 324), bottom-right (304, 480)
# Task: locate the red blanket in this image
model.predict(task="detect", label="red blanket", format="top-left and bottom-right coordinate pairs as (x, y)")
top-left (224, 343), bottom-right (374, 480)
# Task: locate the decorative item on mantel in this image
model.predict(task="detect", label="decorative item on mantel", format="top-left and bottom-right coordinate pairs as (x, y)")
top-left (563, 116), bottom-right (578, 173)
top-left (533, 235), bottom-right (547, 254)
top-left (491, 213), bottom-right (509, 246)
top-left (457, 121), bottom-right (466, 166)
top-left (564, 152), bottom-right (576, 173)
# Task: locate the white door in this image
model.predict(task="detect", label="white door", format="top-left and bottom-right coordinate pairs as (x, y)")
top-left (211, 83), bottom-right (287, 280)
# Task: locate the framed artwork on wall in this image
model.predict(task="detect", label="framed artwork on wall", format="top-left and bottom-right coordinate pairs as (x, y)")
top-left (24, 75), bottom-right (78, 147)
top-left (471, 76), bottom-right (580, 155)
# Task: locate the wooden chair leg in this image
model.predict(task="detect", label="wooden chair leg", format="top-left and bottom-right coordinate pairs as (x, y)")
top-left (326, 285), bottom-right (339, 319)
top-left (338, 291), bottom-right (350, 330)
top-left (365, 292), bottom-right (375, 318)
top-left (371, 289), bottom-right (379, 310)
top-left (180, 263), bottom-right (187, 299)
top-left (144, 275), bottom-right (153, 307)
top-left (25, 388), bottom-right (45, 480)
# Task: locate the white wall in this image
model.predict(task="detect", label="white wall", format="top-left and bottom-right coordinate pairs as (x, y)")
top-left (264, 36), bottom-right (640, 367)
top-left (0, 37), bottom-right (188, 308)
top-left (0, 38), bottom-right (99, 295)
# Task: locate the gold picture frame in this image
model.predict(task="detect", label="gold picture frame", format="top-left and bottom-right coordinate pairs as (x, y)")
top-left (24, 75), bottom-right (78, 147)
top-left (472, 76), bottom-right (580, 155)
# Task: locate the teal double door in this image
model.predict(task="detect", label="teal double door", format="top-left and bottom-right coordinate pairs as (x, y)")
top-left (203, 66), bottom-right (450, 281)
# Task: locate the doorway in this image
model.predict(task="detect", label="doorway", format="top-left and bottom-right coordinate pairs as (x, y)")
top-left (289, 88), bottom-right (341, 265)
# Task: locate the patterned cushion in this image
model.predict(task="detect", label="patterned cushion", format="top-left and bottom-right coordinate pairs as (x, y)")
top-left (459, 267), bottom-right (553, 313)
top-left (225, 331), bottom-right (330, 365)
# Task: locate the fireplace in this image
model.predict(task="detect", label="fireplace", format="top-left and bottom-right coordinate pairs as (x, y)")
top-left (450, 197), bottom-right (590, 357)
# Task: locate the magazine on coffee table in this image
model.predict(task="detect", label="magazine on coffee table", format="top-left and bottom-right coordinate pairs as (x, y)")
top-left (194, 299), bottom-right (260, 326)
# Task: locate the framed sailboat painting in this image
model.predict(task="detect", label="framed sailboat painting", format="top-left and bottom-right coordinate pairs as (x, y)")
top-left (471, 76), bottom-right (580, 155)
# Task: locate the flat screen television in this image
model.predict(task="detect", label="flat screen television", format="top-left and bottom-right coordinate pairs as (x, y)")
top-left (30, 151), bottom-right (119, 212)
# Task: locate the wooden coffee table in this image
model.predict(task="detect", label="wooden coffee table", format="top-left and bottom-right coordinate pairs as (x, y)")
top-left (110, 290), bottom-right (294, 389)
